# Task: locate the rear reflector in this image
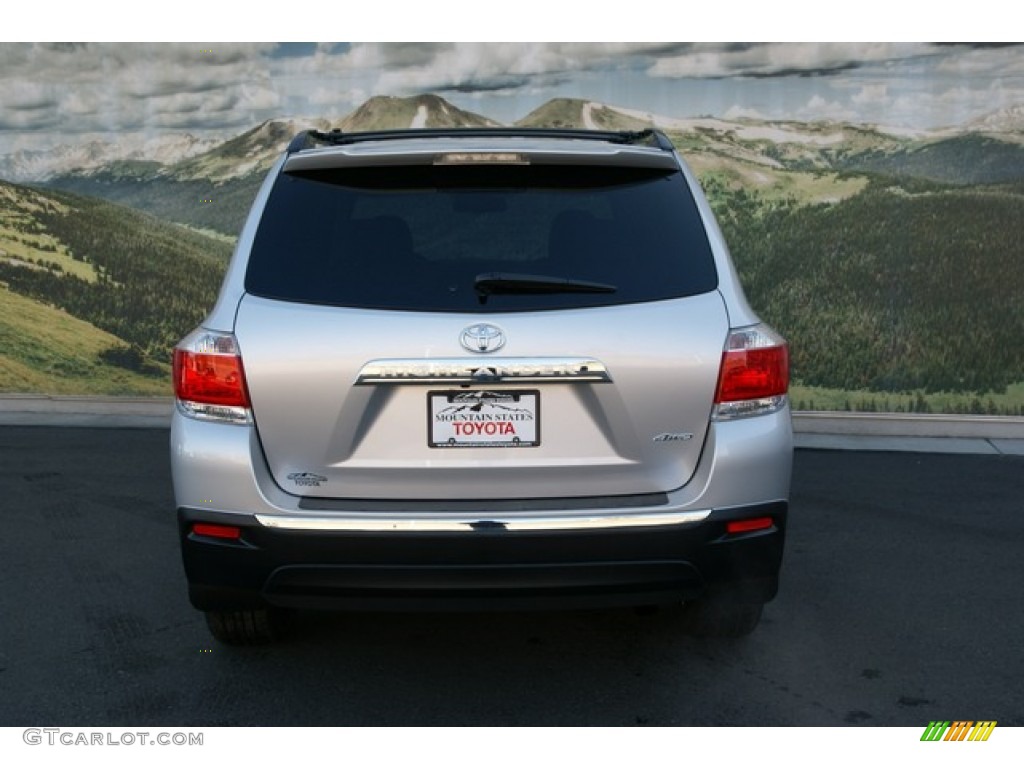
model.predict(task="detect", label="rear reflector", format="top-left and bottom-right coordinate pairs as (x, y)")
top-left (191, 522), bottom-right (242, 540)
top-left (726, 517), bottom-right (774, 534)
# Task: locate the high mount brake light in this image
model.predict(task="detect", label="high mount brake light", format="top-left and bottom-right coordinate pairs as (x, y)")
top-left (713, 325), bottom-right (789, 421)
top-left (173, 330), bottom-right (251, 424)
top-left (435, 152), bottom-right (529, 165)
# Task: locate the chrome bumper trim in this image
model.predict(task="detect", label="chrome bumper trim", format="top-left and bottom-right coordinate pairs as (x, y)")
top-left (254, 509), bottom-right (710, 532)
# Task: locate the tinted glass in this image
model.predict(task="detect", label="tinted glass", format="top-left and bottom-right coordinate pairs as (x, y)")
top-left (245, 163), bottom-right (718, 312)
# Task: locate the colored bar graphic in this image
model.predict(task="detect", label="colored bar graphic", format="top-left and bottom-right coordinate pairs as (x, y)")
top-left (968, 721), bottom-right (997, 742)
top-left (921, 721), bottom-right (950, 741)
top-left (921, 720), bottom-right (996, 742)
top-left (944, 721), bottom-right (973, 741)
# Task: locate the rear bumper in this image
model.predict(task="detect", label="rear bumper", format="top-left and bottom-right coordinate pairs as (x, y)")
top-left (179, 500), bottom-right (786, 612)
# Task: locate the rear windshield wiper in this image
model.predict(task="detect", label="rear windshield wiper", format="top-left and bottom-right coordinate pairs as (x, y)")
top-left (474, 272), bottom-right (617, 304)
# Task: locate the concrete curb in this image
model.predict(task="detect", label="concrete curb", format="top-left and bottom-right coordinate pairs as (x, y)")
top-left (2, 395), bottom-right (1024, 455)
top-left (792, 411), bottom-right (1024, 439)
top-left (791, 412), bottom-right (1024, 454)
top-left (0, 395), bottom-right (173, 429)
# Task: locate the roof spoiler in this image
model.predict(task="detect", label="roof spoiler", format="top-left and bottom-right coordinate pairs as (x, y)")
top-left (286, 127), bottom-right (675, 154)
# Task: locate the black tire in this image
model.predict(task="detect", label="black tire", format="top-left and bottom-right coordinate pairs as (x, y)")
top-left (204, 608), bottom-right (284, 645)
top-left (681, 597), bottom-right (764, 638)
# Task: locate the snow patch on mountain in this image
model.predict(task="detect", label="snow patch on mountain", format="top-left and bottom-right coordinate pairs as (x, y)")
top-left (410, 105), bottom-right (428, 129)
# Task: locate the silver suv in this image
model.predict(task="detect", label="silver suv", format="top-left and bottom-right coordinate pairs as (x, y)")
top-left (171, 128), bottom-right (792, 644)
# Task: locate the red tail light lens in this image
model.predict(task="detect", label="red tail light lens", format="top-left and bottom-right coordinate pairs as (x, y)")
top-left (173, 330), bottom-right (251, 423)
top-left (713, 325), bottom-right (789, 420)
top-left (173, 349), bottom-right (249, 407)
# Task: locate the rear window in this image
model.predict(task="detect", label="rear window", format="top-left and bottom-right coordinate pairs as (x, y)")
top-left (244, 162), bottom-right (718, 312)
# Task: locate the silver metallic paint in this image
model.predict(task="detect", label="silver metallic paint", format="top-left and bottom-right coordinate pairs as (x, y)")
top-left (233, 293), bottom-right (729, 499)
top-left (172, 134), bottom-right (791, 545)
top-left (171, 406), bottom-right (792, 522)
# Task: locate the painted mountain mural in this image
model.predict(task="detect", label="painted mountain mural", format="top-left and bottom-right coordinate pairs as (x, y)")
top-left (2, 93), bottom-right (1023, 413)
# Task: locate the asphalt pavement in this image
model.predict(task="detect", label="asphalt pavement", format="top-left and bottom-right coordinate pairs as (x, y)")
top-left (0, 425), bottom-right (1021, 726)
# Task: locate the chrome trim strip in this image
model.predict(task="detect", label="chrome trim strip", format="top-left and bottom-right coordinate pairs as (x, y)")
top-left (354, 357), bottom-right (612, 385)
top-left (254, 509), bottom-right (710, 532)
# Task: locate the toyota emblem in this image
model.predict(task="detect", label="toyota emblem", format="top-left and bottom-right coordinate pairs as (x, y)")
top-left (460, 323), bottom-right (506, 353)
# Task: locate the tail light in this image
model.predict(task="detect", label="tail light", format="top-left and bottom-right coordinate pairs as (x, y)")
top-left (713, 324), bottom-right (789, 421)
top-left (172, 329), bottom-right (251, 424)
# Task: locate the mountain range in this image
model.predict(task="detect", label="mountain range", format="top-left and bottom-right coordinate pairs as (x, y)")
top-left (0, 133), bottom-right (222, 184)
top-left (4, 93), bottom-right (1023, 186)
top-left (2, 93), bottom-right (1023, 405)
top-left (9, 93), bottom-right (1020, 241)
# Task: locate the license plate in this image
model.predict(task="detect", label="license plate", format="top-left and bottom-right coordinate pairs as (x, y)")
top-left (428, 390), bottom-right (540, 448)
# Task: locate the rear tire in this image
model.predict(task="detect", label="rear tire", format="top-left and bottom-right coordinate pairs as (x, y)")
top-left (204, 608), bottom-right (284, 645)
top-left (681, 597), bottom-right (764, 638)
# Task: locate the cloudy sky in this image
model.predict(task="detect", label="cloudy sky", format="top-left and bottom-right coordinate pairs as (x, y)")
top-left (1, 42), bottom-right (1022, 154)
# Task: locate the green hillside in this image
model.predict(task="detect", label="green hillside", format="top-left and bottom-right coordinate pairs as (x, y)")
top-left (0, 183), bottom-right (98, 282)
top-left (0, 285), bottom-right (170, 395)
top-left (837, 135), bottom-right (1024, 185)
top-left (711, 179), bottom-right (1024, 399)
top-left (48, 172), bottom-right (261, 238)
top-left (0, 179), bottom-right (231, 393)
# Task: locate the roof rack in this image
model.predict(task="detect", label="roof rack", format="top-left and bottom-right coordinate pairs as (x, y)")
top-left (286, 127), bottom-right (675, 154)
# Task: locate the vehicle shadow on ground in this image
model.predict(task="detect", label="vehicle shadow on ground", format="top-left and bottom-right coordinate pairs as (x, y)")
top-left (186, 604), bottom-right (768, 726)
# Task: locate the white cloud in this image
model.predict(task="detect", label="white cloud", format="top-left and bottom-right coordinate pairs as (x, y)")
top-left (237, 84), bottom-right (283, 112)
top-left (344, 42), bottom-right (673, 96)
top-left (308, 85), bottom-right (367, 107)
top-left (0, 42), bottom-right (285, 143)
top-left (0, 80), bottom-right (57, 111)
top-left (934, 45), bottom-right (1024, 78)
top-left (648, 43), bottom-right (935, 79)
top-left (796, 95), bottom-right (857, 123)
top-left (852, 84), bottom-right (890, 106)
top-left (888, 82), bottom-right (1024, 128)
top-left (0, 41), bottom-right (1022, 155)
